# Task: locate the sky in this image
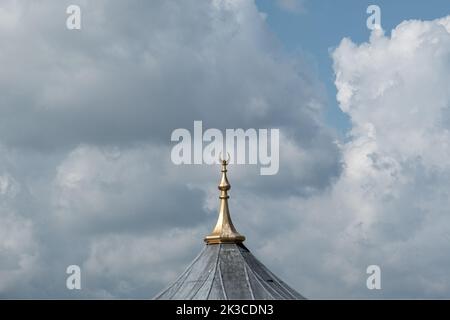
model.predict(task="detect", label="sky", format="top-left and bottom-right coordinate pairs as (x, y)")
top-left (0, 0), bottom-right (449, 299)
top-left (257, 0), bottom-right (450, 134)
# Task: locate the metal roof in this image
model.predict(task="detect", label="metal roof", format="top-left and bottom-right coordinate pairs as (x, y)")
top-left (154, 243), bottom-right (304, 300)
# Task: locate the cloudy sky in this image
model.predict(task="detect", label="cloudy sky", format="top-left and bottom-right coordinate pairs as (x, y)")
top-left (0, 0), bottom-right (449, 299)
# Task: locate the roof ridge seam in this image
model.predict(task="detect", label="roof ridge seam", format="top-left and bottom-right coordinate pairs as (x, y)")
top-left (243, 261), bottom-right (255, 300)
top-left (236, 245), bottom-right (256, 299)
top-left (217, 249), bottom-right (228, 300)
top-left (238, 248), bottom-right (275, 299)
top-left (191, 244), bottom-right (226, 299)
top-left (204, 244), bottom-right (221, 300)
top-left (155, 245), bottom-right (206, 299)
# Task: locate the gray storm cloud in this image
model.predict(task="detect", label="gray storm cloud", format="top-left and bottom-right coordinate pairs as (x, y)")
top-left (0, 0), bottom-right (339, 298)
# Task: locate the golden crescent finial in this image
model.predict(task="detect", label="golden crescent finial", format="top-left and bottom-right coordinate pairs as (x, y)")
top-left (218, 152), bottom-right (231, 164)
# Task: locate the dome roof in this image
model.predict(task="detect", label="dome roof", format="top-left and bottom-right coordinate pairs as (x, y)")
top-left (154, 243), bottom-right (304, 300)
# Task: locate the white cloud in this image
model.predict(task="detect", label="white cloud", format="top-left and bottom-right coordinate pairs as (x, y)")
top-left (334, 17), bottom-right (450, 167)
top-left (288, 15), bottom-right (450, 298)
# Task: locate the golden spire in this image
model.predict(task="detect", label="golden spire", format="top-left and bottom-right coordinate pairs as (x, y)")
top-left (204, 158), bottom-right (246, 245)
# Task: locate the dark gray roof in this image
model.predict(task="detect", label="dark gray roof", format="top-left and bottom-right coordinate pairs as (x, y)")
top-left (154, 243), bottom-right (304, 300)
